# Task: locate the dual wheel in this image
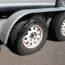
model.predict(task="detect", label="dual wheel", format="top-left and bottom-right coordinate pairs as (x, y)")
top-left (10, 15), bottom-right (48, 55)
top-left (10, 12), bottom-right (65, 55)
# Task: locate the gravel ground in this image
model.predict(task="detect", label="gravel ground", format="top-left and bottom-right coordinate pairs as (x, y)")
top-left (0, 40), bottom-right (65, 65)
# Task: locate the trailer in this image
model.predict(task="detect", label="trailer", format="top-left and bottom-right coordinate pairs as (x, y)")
top-left (0, 0), bottom-right (65, 55)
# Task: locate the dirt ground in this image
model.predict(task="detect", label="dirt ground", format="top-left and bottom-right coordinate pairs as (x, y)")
top-left (0, 39), bottom-right (65, 65)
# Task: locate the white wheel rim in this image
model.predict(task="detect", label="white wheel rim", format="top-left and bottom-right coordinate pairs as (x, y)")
top-left (22, 24), bottom-right (43, 49)
top-left (61, 20), bottom-right (65, 36)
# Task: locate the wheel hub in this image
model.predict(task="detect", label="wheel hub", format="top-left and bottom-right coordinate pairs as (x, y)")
top-left (22, 25), bottom-right (43, 49)
top-left (30, 32), bottom-right (37, 38)
top-left (61, 20), bottom-right (65, 36)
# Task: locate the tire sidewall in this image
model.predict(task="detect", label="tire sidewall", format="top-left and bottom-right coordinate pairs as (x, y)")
top-left (17, 16), bottom-right (48, 55)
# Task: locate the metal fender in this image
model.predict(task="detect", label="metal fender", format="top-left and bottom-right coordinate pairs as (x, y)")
top-left (1, 7), bottom-right (65, 44)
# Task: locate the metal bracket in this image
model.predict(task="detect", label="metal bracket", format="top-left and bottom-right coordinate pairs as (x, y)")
top-left (59, 0), bottom-right (64, 6)
top-left (56, 0), bottom-right (64, 7)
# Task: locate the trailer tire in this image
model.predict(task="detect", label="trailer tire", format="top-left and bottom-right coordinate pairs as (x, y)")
top-left (10, 15), bottom-right (48, 55)
top-left (50, 12), bottom-right (65, 41)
